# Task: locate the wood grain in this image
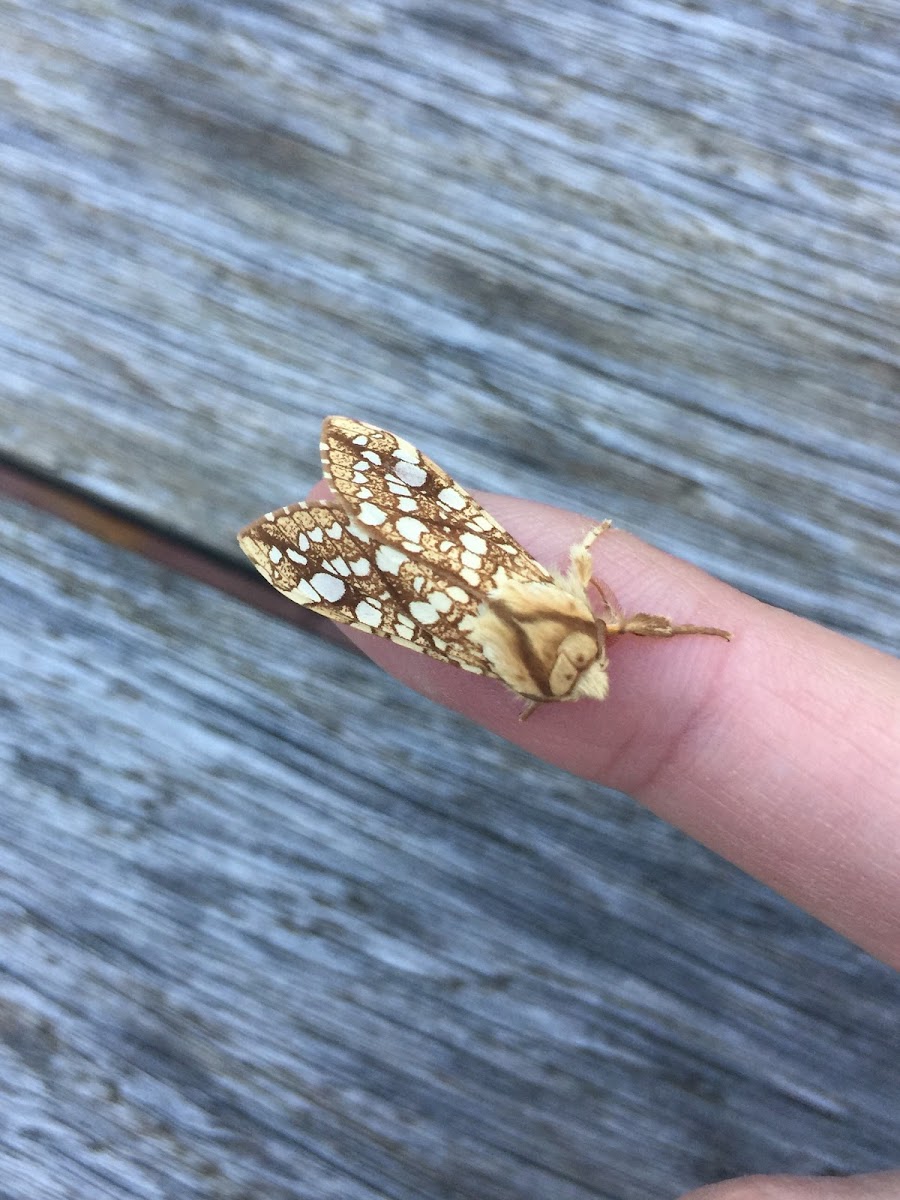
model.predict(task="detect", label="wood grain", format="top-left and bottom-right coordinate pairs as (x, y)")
top-left (0, 1), bottom-right (897, 645)
top-left (2, 494), bottom-right (899, 1199)
top-left (0, 1), bottom-right (898, 1196)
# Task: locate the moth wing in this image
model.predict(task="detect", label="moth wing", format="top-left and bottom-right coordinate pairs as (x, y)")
top-left (321, 416), bottom-right (554, 594)
top-left (238, 502), bottom-right (497, 677)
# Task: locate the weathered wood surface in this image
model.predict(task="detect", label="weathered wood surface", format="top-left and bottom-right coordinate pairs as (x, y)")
top-left (0, 0), bottom-right (898, 645)
top-left (0, 1), bottom-right (898, 1197)
top-left (2, 495), bottom-right (899, 1200)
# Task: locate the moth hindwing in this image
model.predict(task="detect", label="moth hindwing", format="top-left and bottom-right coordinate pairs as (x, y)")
top-left (239, 416), bottom-right (731, 714)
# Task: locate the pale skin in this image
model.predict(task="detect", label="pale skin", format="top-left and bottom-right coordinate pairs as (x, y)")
top-left (308, 482), bottom-right (900, 1200)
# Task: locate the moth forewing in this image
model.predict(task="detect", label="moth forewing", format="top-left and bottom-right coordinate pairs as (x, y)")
top-left (239, 417), bottom-right (731, 715)
top-left (237, 500), bottom-right (497, 676)
top-left (321, 415), bottom-right (554, 590)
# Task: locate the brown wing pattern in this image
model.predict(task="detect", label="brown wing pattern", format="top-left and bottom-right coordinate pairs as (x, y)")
top-left (320, 416), bottom-right (554, 595)
top-left (238, 502), bottom-right (495, 676)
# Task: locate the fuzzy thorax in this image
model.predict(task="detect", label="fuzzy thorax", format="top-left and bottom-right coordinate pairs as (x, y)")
top-left (470, 577), bottom-right (610, 703)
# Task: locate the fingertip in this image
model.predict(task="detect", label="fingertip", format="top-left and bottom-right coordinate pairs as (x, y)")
top-left (315, 487), bottom-right (741, 787)
top-left (302, 482), bottom-right (900, 964)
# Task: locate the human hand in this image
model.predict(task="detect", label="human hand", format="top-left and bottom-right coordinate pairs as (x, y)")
top-left (311, 485), bottom-right (900, 1200)
top-left (318, 487), bottom-right (899, 966)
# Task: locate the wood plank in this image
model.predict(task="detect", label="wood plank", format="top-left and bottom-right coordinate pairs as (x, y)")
top-left (0, 0), bottom-right (897, 650)
top-left (0, 4), bottom-right (898, 1193)
top-left (1, 494), bottom-right (899, 1198)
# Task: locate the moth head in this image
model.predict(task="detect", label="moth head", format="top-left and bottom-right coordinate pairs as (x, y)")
top-left (549, 628), bottom-right (609, 701)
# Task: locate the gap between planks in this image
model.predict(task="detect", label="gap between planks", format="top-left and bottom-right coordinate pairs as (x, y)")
top-left (0, 454), bottom-right (356, 653)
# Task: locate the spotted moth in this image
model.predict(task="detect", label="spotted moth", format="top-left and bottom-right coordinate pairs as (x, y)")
top-left (238, 417), bottom-right (731, 716)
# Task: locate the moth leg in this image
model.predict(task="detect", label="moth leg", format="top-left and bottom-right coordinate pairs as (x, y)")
top-left (570, 520), bottom-right (613, 589)
top-left (571, 523), bottom-right (730, 641)
top-left (588, 575), bottom-right (622, 624)
top-left (568, 521), bottom-right (627, 625)
top-left (605, 612), bottom-right (732, 640)
top-left (519, 699), bottom-right (543, 722)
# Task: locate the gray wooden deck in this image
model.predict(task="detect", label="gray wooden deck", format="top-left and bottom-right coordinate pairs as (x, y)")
top-left (0, 2), bottom-right (898, 1197)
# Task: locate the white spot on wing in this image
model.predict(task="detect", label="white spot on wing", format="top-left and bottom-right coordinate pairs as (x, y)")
top-left (347, 518), bottom-right (371, 543)
top-left (352, 434), bottom-right (368, 445)
top-left (396, 516), bottom-right (428, 544)
top-left (268, 547), bottom-right (283, 563)
top-left (358, 502), bottom-right (387, 526)
top-left (438, 487), bottom-right (466, 511)
top-left (350, 557), bottom-right (371, 576)
top-left (393, 438), bottom-right (420, 464)
top-left (460, 532), bottom-right (487, 555)
top-left (287, 549), bottom-right (307, 564)
top-left (311, 573), bottom-right (346, 602)
top-left (375, 544), bottom-right (407, 574)
top-left (291, 579), bottom-right (320, 604)
top-left (461, 550), bottom-right (482, 570)
top-left (362, 450), bottom-right (382, 464)
top-left (394, 460), bottom-right (427, 488)
top-left (409, 600), bottom-right (440, 625)
top-left (355, 600), bottom-right (383, 627)
top-left (397, 496), bottom-right (418, 512)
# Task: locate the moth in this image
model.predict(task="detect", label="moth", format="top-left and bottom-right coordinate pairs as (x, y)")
top-left (238, 416), bottom-right (731, 717)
